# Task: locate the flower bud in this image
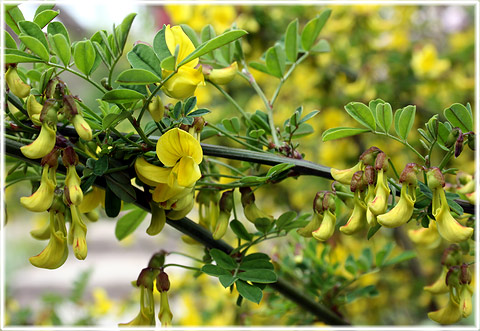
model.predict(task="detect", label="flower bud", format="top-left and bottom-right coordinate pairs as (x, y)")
top-left (399, 163), bottom-right (419, 185)
top-left (206, 61), bottom-right (238, 85)
top-left (156, 271), bottom-right (170, 292)
top-left (454, 133), bottom-right (464, 158)
top-left (374, 152), bottom-right (389, 171)
top-left (377, 184), bottom-right (415, 228)
top-left (85, 210), bottom-right (99, 222)
top-left (212, 211), bottom-right (230, 240)
top-left (64, 165), bottom-right (83, 206)
top-left (441, 244), bottom-right (461, 267)
top-left (424, 267), bottom-right (449, 294)
top-left (148, 251), bottom-right (166, 269)
top-left (445, 128), bottom-right (460, 148)
top-left (459, 263), bottom-right (472, 285)
top-left (350, 170), bottom-right (366, 192)
top-left (312, 209), bottom-right (336, 242)
top-left (364, 165), bottom-right (376, 185)
top-left (359, 146), bottom-right (381, 166)
top-left (340, 191), bottom-right (367, 235)
top-left (467, 133), bottom-right (475, 150)
top-left (146, 203), bottom-right (166, 236)
top-left (427, 167), bottom-right (445, 190)
top-left (20, 165), bottom-right (56, 212)
top-left (26, 95), bottom-right (43, 126)
top-left (72, 114), bottom-right (92, 141)
top-left (330, 161), bottom-right (362, 185)
top-left (20, 122), bottom-right (57, 159)
top-left (148, 95), bottom-right (164, 122)
top-left (69, 205), bottom-right (88, 260)
top-left (5, 66), bottom-right (30, 98)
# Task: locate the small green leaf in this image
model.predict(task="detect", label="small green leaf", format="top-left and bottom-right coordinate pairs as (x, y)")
top-left (254, 218), bottom-right (273, 234)
top-left (51, 34), bottom-right (71, 66)
top-left (301, 9), bottom-right (331, 51)
top-left (5, 49), bottom-right (42, 63)
top-left (382, 250), bottom-right (416, 267)
top-left (230, 219), bottom-right (253, 241)
top-left (160, 55), bottom-right (176, 71)
top-left (102, 111), bottom-right (131, 130)
top-left (127, 44), bottom-right (163, 77)
top-left (291, 122), bottom-right (314, 138)
top-left (209, 248), bottom-right (236, 270)
top-left (367, 223), bottom-right (381, 240)
top-left (376, 102), bottom-right (393, 133)
top-left (18, 35), bottom-right (50, 61)
top-left (236, 280), bottom-right (262, 304)
top-left (248, 129), bottom-right (265, 139)
top-left (344, 102), bottom-right (376, 130)
top-left (93, 155), bottom-right (109, 176)
top-left (237, 269), bottom-right (277, 283)
top-left (239, 260), bottom-right (274, 270)
top-left (74, 40), bottom-right (96, 76)
top-left (219, 275), bottom-right (237, 288)
top-left (201, 264), bottom-right (230, 277)
top-left (5, 5), bottom-right (25, 35)
top-left (276, 211), bottom-right (297, 230)
top-left (285, 19), bottom-right (298, 62)
top-left (178, 29), bottom-right (247, 67)
top-left (33, 9), bottom-right (59, 28)
top-left (299, 110), bottom-right (320, 124)
top-left (5, 31), bottom-right (17, 49)
top-left (34, 4), bottom-right (55, 17)
top-left (444, 103), bottom-right (473, 132)
top-left (310, 39), bottom-right (330, 53)
top-left (115, 13), bottom-right (136, 53)
top-left (447, 198), bottom-right (463, 216)
top-left (346, 285), bottom-right (378, 303)
top-left (322, 127), bottom-right (370, 141)
top-left (375, 242), bottom-right (394, 267)
top-left (18, 21), bottom-right (48, 50)
top-left (187, 108), bottom-right (210, 117)
top-left (267, 163), bottom-right (295, 178)
top-left (395, 105), bottom-right (416, 141)
top-left (265, 44), bottom-right (285, 78)
top-left (153, 25), bottom-right (171, 61)
top-left (249, 62), bottom-right (270, 75)
top-left (116, 68), bottom-right (162, 85)
top-left (200, 24), bottom-right (216, 59)
top-left (180, 24), bottom-right (200, 47)
top-left (102, 89), bottom-right (145, 104)
top-left (114, 208), bottom-right (148, 240)
top-left (436, 122), bottom-right (451, 150)
top-left (105, 185), bottom-right (122, 217)
top-left (345, 255), bottom-right (357, 275)
top-left (243, 253), bottom-right (271, 262)
top-left (47, 21), bottom-right (70, 44)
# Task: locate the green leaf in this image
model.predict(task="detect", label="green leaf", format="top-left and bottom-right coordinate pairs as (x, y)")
top-left (301, 9), bottom-right (331, 51)
top-left (310, 39), bottom-right (330, 53)
top-left (127, 44), bottom-right (163, 77)
top-left (187, 108), bottom-right (211, 117)
top-left (201, 264), bottom-right (230, 277)
top-left (239, 260), bottom-right (274, 270)
top-left (444, 103), bottom-right (473, 132)
top-left (322, 127), bottom-right (370, 141)
top-left (184, 96), bottom-right (197, 114)
top-left (249, 62), bottom-right (270, 75)
top-left (50, 34), bottom-right (71, 66)
top-left (18, 35), bottom-right (50, 61)
top-left (267, 163), bottom-right (295, 178)
top-left (299, 110), bottom-right (320, 124)
top-left (105, 185), bottom-right (122, 217)
top-left (447, 198), bottom-right (464, 216)
top-left (102, 89), bottom-right (145, 104)
top-left (285, 19), bottom-right (298, 62)
top-left (210, 249), bottom-right (236, 270)
top-left (344, 102), bottom-right (376, 130)
top-left (18, 21), bottom-right (48, 50)
top-left (376, 102), bottom-right (393, 133)
top-left (346, 285), bottom-right (379, 303)
top-left (291, 122), bottom-right (314, 138)
top-left (436, 122), bottom-right (451, 150)
top-left (345, 254), bottom-right (357, 275)
top-left (178, 30), bottom-right (248, 67)
top-left (5, 49), bottom-right (42, 63)
top-left (74, 40), bottom-right (96, 76)
top-left (248, 129), bottom-right (265, 139)
top-left (375, 242), bottom-right (394, 267)
top-left (153, 25), bottom-right (172, 61)
top-left (115, 13), bottom-right (136, 53)
top-left (180, 24), bottom-right (200, 47)
top-left (230, 219), bottom-right (253, 241)
top-left (5, 5), bottom-right (25, 35)
top-left (395, 105), bottom-right (416, 141)
top-left (243, 253), bottom-right (270, 262)
top-left (102, 111), bottom-right (131, 130)
top-left (105, 173), bottom-right (137, 203)
top-left (219, 275), bottom-right (237, 288)
top-left (93, 155), bottom-right (109, 176)
top-left (237, 269), bottom-right (277, 283)
top-left (115, 208), bottom-right (148, 240)
top-left (116, 68), bottom-right (162, 85)
top-left (160, 55), bottom-right (176, 71)
top-left (276, 211), bottom-right (297, 230)
top-left (34, 4), bottom-right (55, 17)
top-left (47, 21), bottom-right (70, 44)
top-left (236, 280), bottom-right (262, 304)
top-left (367, 223), bottom-right (381, 240)
top-left (265, 44), bottom-right (285, 78)
top-left (5, 31), bottom-right (17, 49)
top-left (382, 250), bottom-right (416, 267)
top-left (254, 218), bottom-right (273, 234)
top-left (33, 9), bottom-right (59, 29)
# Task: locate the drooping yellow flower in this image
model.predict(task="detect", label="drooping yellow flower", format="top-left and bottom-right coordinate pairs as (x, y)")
top-left (368, 168), bottom-right (390, 216)
top-left (377, 184), bottom-right (415, 228)
top-left (26, 95), bottom-right (42, 125)
top-left (331, 161), bottom-right (363, 185)
top-left (424, 267), bottom-right (449, 294)
top-left (65, 165), bottom-right (83, 206)
top-left (207, 62), bottom-right (238, 85)
top-left (69, 205), bottom-right (88, 260)
top-left (119, 286), bottom-right (155, 326)
top-left (162, 25), bottom-right (205, 100)
top-left (408, 220), bottom-right (441, 249)
top-left (411, 44), bottom-right (450, 79)
top-left (20, 165), bottom-right (56, 212)
top-left (72, 114), bottom-right (92, 141)
top-left (340, 190), bottom-right (367, 235)
top-left (78, 187), bottom-right (105, 213)
top-left (146, 203), bottom-right (166, 236)
top-left (147, 95), bottom-right (164, 122)
top-left (312, 209), bottom-right (336, 242)
top-left (459, 285), bottom-right (473, 318)
top-left (427, 294), bottom-right (462, 325)
top-left (5, 66), bottom-right (30, 98)
top-left (297, 212), bottom-right (322, 238)
top-left (159, 291), bottom-right (173, 327)
top-left (20, 122), bottom-right (57, 159)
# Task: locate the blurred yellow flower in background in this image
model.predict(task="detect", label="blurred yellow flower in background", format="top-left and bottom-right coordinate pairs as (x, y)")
top-left (411, 44), bottom-right (450, 79)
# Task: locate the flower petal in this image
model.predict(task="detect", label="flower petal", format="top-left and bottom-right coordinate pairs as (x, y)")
top-left (165, 25), bottom-right (198, 67)
top-left (176, 156), bottom-right (201, 187)
top-left (135, 157), bottom-right (171, 186)
top-left (161, 66), bottom-right (205, 100)
top-left (156, 128), bottom-right (203, 167)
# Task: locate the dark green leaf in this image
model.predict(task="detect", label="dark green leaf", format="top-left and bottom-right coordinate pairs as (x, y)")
top-left (276, 211), bottom-right (297, 230)
top-left (254, 218), bottom-right (273, 234)
top-left (346, 285), bottom-right (378, 303)
top-left (322, 127), bottom-right (370, 141)
top-left (153, 25), bottom-right (172, 61)
top-left (102, 111), bottom-right (131, 130)
top-left (116, 68), bottom-right (162, 85)
top-left (5, 49), bottom-right (42, 63)
top-left (127, 44), bottom-right (163, 77)
top-left (102, 89), bottom-right (145, 104)
top-left (382, 250), bottom-right (416, 267)
top-left (210, 248), bottom-right (236, 269)
top-left (376, 102), bottom-right (393, 133)
top-left (105, 185), bottom-right (121, 217)
top-left (172, 101), bottom-right (182, 119)
top-left (5, 5), bottom-right (25, 35)
top-left (115, 208), bottom-right (148, 240)
top-left (187, 108), bottom-right (210, 117)
top-left (50, 34), bottom-right (71, 66)
top-left (249, 62), bottom-right (270, 75)
top-left (5, 31), bottom-right (17, 49)
top-left (18, 21), bottom-right (48, 49)
top-left (236, 280), bottom-right (262, 304)
top-left (447, 198), bottom-right (463, 215)
top-left (33, 9), bottom-right (59, 28)
top-left (184, 96), bottom-right (197, 114)
top-left (105, 174), bottom-right (136, 203)
top-left (80, 175), bottom-right (97, 193)
top-left (291, 122), bottom-right (314, 138)
top-left (93, 156), bottom-right (109, 176)
top-left (265, 44), bottom-right (285, 78)
top-left (300, 9), bottom-right (331, 51)
top-left (367, 223), bottom-right (381, 240)
top-left (310, 39), bottom-right (330, 53)
top-left (201, 264), bottom-right (230, 277)
top-left (47, 21), bottom-right (70, 44)
top-left (344, 102), bottom-right (376, 130)
top-left (115, 13), bottom-right (136, 53)
top-left (395, 105), bottom-right (416, 141)
top-left (299, 110), bottom-right (320, 124)
top-left (178, 30), bottom-right (248, 67)
top-left (436, 122), bottom-right (451, 150)
top-left (444, 103), bottom-right (473, 132)
top-left (181, 116), bottom-right (194, 125)
top-left (160, 55), bottom-right (176, 71)
top-left (18, 35), bottom-right (49, 61)
top-left (200, 25), bottom-right (216, 59)
top-left (237, 269), bottom-right (277, 283)
top-left (375, 242), bottom-right (394, 267)
top-left (74, 40), bottom-right (96, 76)
top-left (345, 254), bottom-right (357, 275)
top-left (267, 163), bottom-right (295, 178)
top-left (243, 253), bottom-right (270, 262)
top-left (239, 260), bottom-right (274, 270)
top-left (219, 275), bottom-right (237, 288)
top-left (230, 219), bottom-right (253, 241)
top-left (285, 19), bottom-right (298, 62)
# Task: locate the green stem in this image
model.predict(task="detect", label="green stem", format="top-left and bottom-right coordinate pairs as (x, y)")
top-left (388, 159), bottom-right (400, 180)
top-left (110, 127), bottom-right (142, 148)
top-left (271, 52), bottom-right (309, 106)
top-left (107, 56), bottom-right (121, 88)
top-left (376, 131), bottom-right (425, 161)
top-left (137, 71), bottom-right (176, 124)
top-left (438, 149), bottom-right (454, 171)
top-left (207, 123), bottom-right (265, 152)
top-left (45, 62), bottom-right (106, 93)
top-left (206, 158), bottom-right (245, 176)
top-left (162, 264), bottom-right (200, 271)
top-left (168, 251), bottom-right (204, 263)
top-left (4, 133), bottom-right (34, 144)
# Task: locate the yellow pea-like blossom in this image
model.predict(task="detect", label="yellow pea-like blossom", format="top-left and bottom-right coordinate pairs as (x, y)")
top-left (340, 191), bottom-right (367, 235)
top-left (72, 114), bottom-right (92, 141)
top-left (146, 203), bottom-right (167, 236)
top-left (411, 43), bottom-right (450, 79)
top-left (26, 95), bottom-right (43, 126)
top-left (377, 184), bottom-right (415, 228)
top-left (69, 205), bottom-right (88, 260)
top-left (78, 187), bottom-right (105, 213)
top-left (162, 25), bottom-right (205, 100)
top-left (459, 285), bottom-right (473, 318)
top-left (312, 209), bottom-right (336, 242)
top-left (20, 122), bottom-right (57, 159)
top-left (5, 66), bottom-right (30, 98)
top-left (119, 286), bottom-right (155, 326)
top-left (65, 165), bottom-right (83, 206)
top-left (368, 168), bottom-right (390, 216)
top-left (427, 294), bottom-right (462, 325)
top-left (297, 212), bottom-right (322, 238)
top-left (148, 95), bottom-right (164, 122)
top-left (424, 267), bottom-right (449, 294)
top-left (331, 161), bottom-right (363, 185)
top-left (20, 165), bottom-right (56, 212)
top-left (207, 62), bottom-right (238, 85)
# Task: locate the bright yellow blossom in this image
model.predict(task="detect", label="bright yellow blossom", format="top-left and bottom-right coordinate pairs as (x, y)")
top-left (411, 44), bottom-right (450, 79)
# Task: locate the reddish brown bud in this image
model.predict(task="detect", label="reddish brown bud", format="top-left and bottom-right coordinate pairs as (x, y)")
top-left (359, 146), bottom-right (382, 165)
top-left (313, 191), bottom-right (325, 213)
top-left (374, 152), bottom-right (389, 171)
top-left (399, 163), bottom-right (419, 185)
top-left (62, 146), bottom-right (79, 167)
top-left (350, 171), bottom-right (366, 192)
top-left (460, 263), bottom-right (472, 285)
top-left (364, 165), bottom-right (376, 185)
top-left (156, 271), bottom-right (170, 292)
top-left (41, 148), bottom-right (60, 168)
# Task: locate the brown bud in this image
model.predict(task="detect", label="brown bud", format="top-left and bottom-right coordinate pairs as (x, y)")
top-left (454, 133), bottom-right (464, 158)
top-left (322, 192), bottom-right (336, 212)
top-left (313, 191), bottom-right (325, 213)
top-left (374, 152), bottom-right (389, 171)
top-left (41, 148), bottom-right (60, 168)
top-left (364, 165), bottom-right (376, 185)
top-left (350, 171), bottom-right (366, 192)
top-left (62, 146), bottom-right (79, 167)
top-left (460, 263), bottom-right (472, 284)
top-left (136, 267), bottom-right (156, 291)
top-left (240, 187), bottom-right (255, 206)
top-left (156, 271), bottom-right (170, 292)
top-left (219, 190), bottom-right (234, 213)
top-left (63, 95), bottom-right (79, 118)
top-left (359, 146), bottom-right (382, 166)
top-left (399, 163), bottom-right (419, 185)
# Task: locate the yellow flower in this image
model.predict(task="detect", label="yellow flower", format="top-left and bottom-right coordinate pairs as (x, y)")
top-left (29, 210), bottom-right (68, 269)
top-left (432, 187), bottom-right (473, 243)
top-left (297, 212), bottom-right (322, 238)
top-left (147, 95), bottom-right (164, 122)
top-left (427, 294), bottom-right (462, 325)
top-left (424, 267), bottom-right (449, 294)
top-left (162, 25), bottom-right (205, 100)
top-left (69, 205), bottom-right (88, 260)
top-left (459, 285), bottom-right (473, 318)
top-left (330, 161), bottom-right (362, 185)
top-left (20, 122), bottom-right (56, 159)
top-left (72, 114), bottom-right (92, 141)
top-left (65, 165), bottom-right (83, 206)
top-left (368, 168), bottom-right (390, 216)
top-left (207, 62), bottom-right (238, 85)
top-left (119, 286), bottom-right (155, 326)
top-left (5, 66), bottom-right (30, 98)
top-left (312, 209), bottom-right (336, 242)
top-left (377, 184), bottom-right (415, 228)
top-left (411, 44), bottom-right (450, 79)
top-left (340, 190), bottom-right (367, 235)
top-left (408, 220), bottom-right (441, 249)
top-left (146, 203), bottom-right (166, 236)
top-left (78, 187), bottom-right (105, 213)
top-left (159, 291), bottom-right (173, 327)
top-left (26, 95), bottom-right (42, 126)
top-left (90, 288), bottom-right (113, 317)
top-left (20, 165), bottom-right (56, 212)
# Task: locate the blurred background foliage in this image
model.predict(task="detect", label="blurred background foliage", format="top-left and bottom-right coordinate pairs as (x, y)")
top-left (4, 2), bottom-right (475, 327)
